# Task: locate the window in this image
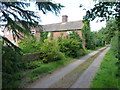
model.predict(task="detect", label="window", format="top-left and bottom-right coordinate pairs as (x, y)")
top-left (48, 32), bottom-right (51, 37)
top-left (67, 31), bottom-right (72, 34)
top-left (31, 30), bottom-right (36, 35)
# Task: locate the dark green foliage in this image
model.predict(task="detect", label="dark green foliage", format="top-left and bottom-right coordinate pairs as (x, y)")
top-left (40, 32), bottom-right (48, 42)
top-left (19, 36), bottom-right (41, 53)
top-left (92, 31), bottom-right (105, 47)
top-left (2, 46), bottom-right (24, 88)
top-left (2, 46), bottom-right (22, 74)
top-left (40, 39), bottom-right (65, 63)
top-left (105, 19), bottom-right (119, 44)
top-left (25, 61), bottom-right (41, 69)
top-left (58, 31), bottom-right (85, 58)
top-left (82, 20), bottom-right (96, 50)
top-left (84, 2), bottom-right (119, 21)
top-left (111, 31), bottom-right (120, 77)
top-left (3, 72), bottom-right (24, 88)
top-left (110, 33), bottom-right (119, 56)
top-left (67, 31), bottom-right (82, 43)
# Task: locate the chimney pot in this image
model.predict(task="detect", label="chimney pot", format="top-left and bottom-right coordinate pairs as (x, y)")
top-left (62, 15), bottom-right (68, 23)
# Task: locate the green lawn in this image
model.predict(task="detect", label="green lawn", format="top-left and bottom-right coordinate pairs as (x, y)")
top-left (90, 49), bottom-right (120, 89)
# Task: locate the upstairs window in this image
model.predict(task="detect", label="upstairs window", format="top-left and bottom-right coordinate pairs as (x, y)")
top-left (31, 30), bottom-right (36, 35)
top-left (67, 31), bottom-right (72, 34)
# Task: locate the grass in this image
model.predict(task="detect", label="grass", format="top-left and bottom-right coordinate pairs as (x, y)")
top-left (85, 46), bottom-right (104, 54)
top-left (21, 57), bottom-right (74, 87)
top-left (90, 49), bottom-right (120, 89)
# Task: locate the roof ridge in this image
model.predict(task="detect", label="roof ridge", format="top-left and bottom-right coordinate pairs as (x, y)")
top-left (43, 20), bottom-right (83, 26)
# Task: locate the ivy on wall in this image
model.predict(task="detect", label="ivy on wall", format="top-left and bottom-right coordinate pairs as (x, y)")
top-left (81, 20), bottom-right (96, 50)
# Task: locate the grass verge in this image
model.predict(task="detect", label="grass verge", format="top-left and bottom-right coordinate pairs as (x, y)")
top-left (90, 49), bottom-right (120, 89)
top-left (21, 57), bottom-right (74, 87)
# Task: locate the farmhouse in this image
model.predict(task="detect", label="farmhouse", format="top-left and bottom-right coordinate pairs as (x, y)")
top-left (4, 15), bottom-right (84, 46)
top-left (42, 15), bottom-right (83, 39)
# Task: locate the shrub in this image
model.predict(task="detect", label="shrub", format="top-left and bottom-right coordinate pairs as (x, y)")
top-left (111, 31), bottom-right (120, 77)
top-left (26, 61), bottom-right (41, 69)
top-left (111, 32), bottom-right (119, 58)
top-left (58, 31), bottom-right (85, 58)
top-left (40, 39), bottom-right (65, 63)
top-left (2, 46), bottom-right (22, 74)
top-left (2, 46), bottom-right (23, 88)
top-left (19, 36), bottom-right (41, 53)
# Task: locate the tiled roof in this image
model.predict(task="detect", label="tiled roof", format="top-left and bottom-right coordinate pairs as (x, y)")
top-left (42, 20), bottom-right (84, 32)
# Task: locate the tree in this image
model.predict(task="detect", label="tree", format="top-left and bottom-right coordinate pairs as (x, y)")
top-left (82, 20), bottom-right (96, 50)
top-left (95, 19), bottom-right (118, 44)
top-left (84, 2), bottom-right (120, 21)
top-left (82, 1), bottom-right (120, 77)
top-left (0, 0), bottom-right (64, 50)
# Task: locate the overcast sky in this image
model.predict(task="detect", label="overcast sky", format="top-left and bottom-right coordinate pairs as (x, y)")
top-left (0, 0), bottom-right (106, 36)
top-left (37, 0), bottom-right (106, 31)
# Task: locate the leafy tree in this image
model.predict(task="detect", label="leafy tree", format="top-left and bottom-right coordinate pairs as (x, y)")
top-left (82, 1), bottom-right (120, 77)
top-left (84, 2), bottom-right (120, 21)
top-left (94, 28), bottom-right (106, 46)
top-left (105, 19), bottom-right (118, 43)
top-left (96, 19), bottom-right (118, 44)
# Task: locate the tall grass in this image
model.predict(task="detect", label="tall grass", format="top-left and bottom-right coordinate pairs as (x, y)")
top-left (90, 49), bottom-right (120, 89)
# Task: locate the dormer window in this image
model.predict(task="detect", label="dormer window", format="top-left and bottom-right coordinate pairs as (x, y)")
top-left (31, 30), bottom-right (36, 35)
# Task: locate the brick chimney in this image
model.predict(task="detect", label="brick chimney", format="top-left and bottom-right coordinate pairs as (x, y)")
top-left (62, 15), bottom-right (68, 23)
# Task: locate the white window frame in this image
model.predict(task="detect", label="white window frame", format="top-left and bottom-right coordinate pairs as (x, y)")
top-left (31, 30), bottom-right (36, 35)
top-left (67, 31), bottom-right (72, 34)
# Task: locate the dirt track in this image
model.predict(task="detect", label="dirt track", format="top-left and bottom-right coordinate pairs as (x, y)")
top-left (27, 47), bottom-right (108, 88)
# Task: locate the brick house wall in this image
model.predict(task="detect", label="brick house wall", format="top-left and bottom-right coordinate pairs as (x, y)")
top-left (4, 27), bottom-right (19, 46)
top-left (48, 30), bottom-right (82, 40)
top-left (4, 27), bottom-right (40, 46)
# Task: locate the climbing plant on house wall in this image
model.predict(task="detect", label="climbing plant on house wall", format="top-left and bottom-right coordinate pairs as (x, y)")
top-left (40, 32), bottom-right (48, 42)
top-left (81, 20), bottom-right (96, 50)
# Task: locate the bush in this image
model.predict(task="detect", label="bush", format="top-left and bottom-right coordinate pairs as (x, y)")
top-left (40, 39), bottom-right (65, 63)
top-left (19, 36), bottom-right (41, 53)
top-left (111, 31), bottom-right (120, 77)
top-left (2, 46), bottom-right (22, 74)
top-left (111, 32), bottom-right (119, 58)
top-left (2, 46), bottom-right (23, 88)
top-left (58, 31), bottom-right (85, 58)
top-left (26, 61), bottom-right (41, 69)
